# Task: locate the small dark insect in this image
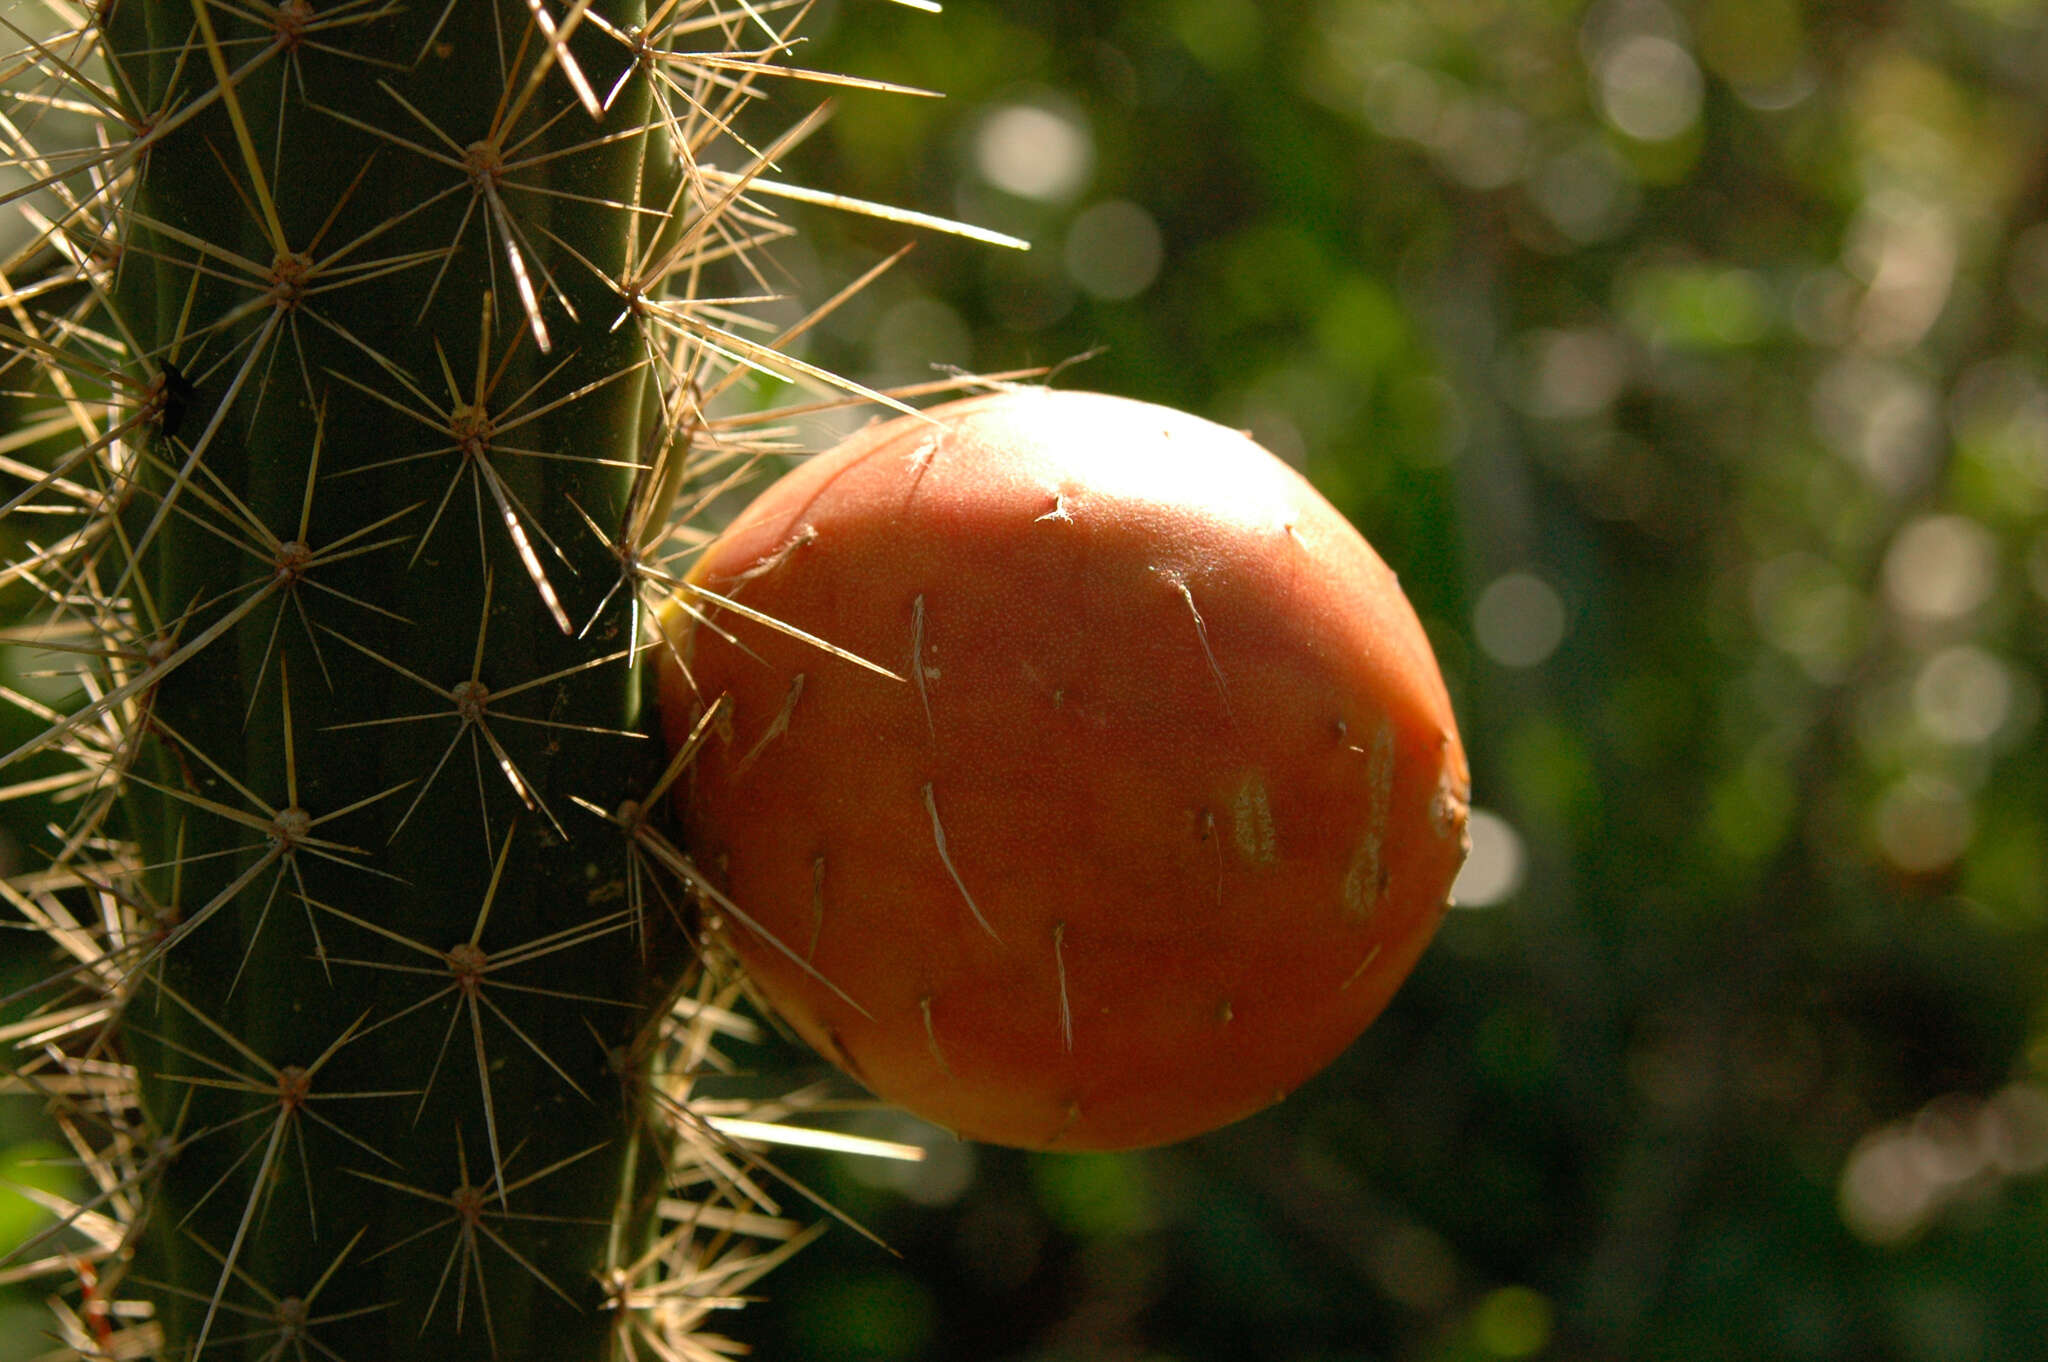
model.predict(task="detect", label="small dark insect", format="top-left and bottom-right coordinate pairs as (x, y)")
top-left (154, 361), bottom-right (195, 443)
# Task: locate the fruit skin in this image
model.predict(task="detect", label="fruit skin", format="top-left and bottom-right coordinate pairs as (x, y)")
top-left (663, 389), bottom-right (1469, 1151)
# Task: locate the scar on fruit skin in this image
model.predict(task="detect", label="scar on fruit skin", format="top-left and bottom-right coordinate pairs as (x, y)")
top-left (911, 594), bottom-right (936, 742)
top-left (1341, 942), bottom-right (1384, 991)
top-left (920, 995), bottom-right (951, 1075)
top-left (1047, 1101), bottom-right (1082, 1148)
top-left (1232, 772), bottom-right (1278, 865)
top-left (1200, 807), bottom-right (1224, 905)
top-left (903, 435), bottom-right (941, 496)
top-left (733, 673), bottom-right (803, 777)
top-left (708, 699), bottom-right (736, 746)
top-left (824, 1027), bottom-right (867, 1083)
top-left (1431, 747), bottom-right (1473, 852)
top-left (922, 782), bottom-right (1001, 942)
top-left (1036, 487), bottom-right (1074, 523)
top-left (1164, 569), bottom-right (1232, 721)
top-left (1341, 717), bottom-right (1397, 920)
top-left (807, 854), bottom-right (826, 960)
top-left (1054, 921), bottom-right (1073, 1052)
top-left (730, 523), bottom-right (816, 586)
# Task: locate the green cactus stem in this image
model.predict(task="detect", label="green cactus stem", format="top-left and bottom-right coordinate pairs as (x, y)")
top-left (0, 2), bottom-right (982, 1357)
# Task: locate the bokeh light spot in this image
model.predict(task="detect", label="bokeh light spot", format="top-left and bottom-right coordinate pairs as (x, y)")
top-left (1914, 645), bottom-right (2013, 746)
top-left (2, 645), bottom-right (82, 707)
top-left (1531, 138), bottom-right (1641, 242)
top-left (1597, 36), bottom-right (1704, 142)
top-left (868, 296), bottom-right (972, 387)
top-left (841, 1115), bottom-right (977, 1207)
top-left (1870, 773), bottom-right (1974, 874)
top-left (1453, 809), bottom-right (1525, 908)
top-left (1883, 514), bottom-right (1999, 623)
top-left (1517, 327), bottom-right (1628, 420)
top-left (1363, 61), bottom-right (1447, 144)
top-left (1707, 753), bottom-right (1796, 861)
top-left (1749, 551), bottom-right (1867, 681)
top-left (1473, 1284), bottom-right (1554, 1358)
top-left (1845, 193), bottom-right (1957, 352)
top-left (1840, 1123), bottom-right (1941, 1244)
top-left (1625, 264), bottom-right (1772, 350)
top-left (1063, 199), bottom-right (1164, 300)
top-left (1031, 1153), bottom-right (1158, 1238)
top-left (1840, 1085), bottom-right (2048, 1246)
top-left (1474, 572), bottom-right (1567, 668)
top-left (1430, 97), bottom-right (1532, 190)
top-left (1811, 356), bottom-right (1940, 493)
top-left (974, 101), bottom-right (1094, 201)
top-left (1365, 1221), bottom-right (1461, 1311)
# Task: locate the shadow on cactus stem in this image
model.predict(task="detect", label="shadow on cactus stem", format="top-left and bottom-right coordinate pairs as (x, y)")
top-left (0, 2), bottom-right (1023, 1358)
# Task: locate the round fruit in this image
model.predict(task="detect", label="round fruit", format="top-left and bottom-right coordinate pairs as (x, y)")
top-left (660, 389), bottom-right (1468, 1151)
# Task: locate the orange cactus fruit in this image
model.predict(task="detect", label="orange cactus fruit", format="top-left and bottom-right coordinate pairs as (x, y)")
top-left (659, 389), bottom-right (1469, 1151)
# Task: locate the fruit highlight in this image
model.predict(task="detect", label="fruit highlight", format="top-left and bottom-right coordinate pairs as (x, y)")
top-left (662, 388), bottom-right (1470, 1151)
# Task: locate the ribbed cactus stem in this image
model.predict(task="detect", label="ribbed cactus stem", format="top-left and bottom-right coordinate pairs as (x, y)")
top-left (1, 1), bottom-right (983, 1353)
top-left (67, 2), bottom-right (674, 1357)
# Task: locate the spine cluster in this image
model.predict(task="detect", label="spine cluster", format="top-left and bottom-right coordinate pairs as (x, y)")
top-left (0, 2), bottom-right (947, 1357)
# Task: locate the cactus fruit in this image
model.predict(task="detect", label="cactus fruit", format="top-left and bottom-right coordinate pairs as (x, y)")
top-left (659, 389), bottom-right (1472, 1151)
top-left (0, 2), bottom-right (986, 1358)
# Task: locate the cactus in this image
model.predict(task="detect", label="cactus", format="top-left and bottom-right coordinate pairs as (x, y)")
top-left (0, 2), bottom-right (978, 1357)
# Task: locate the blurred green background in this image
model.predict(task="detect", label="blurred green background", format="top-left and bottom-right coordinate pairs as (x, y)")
top-left (10, 0), bottom-right (2048, 1358)
top-left (708, 0), bottom-right (2048, 1359)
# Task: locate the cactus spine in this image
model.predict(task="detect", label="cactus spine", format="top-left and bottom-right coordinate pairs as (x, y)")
top-left (0, 2), bottom-right (939, 1357)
